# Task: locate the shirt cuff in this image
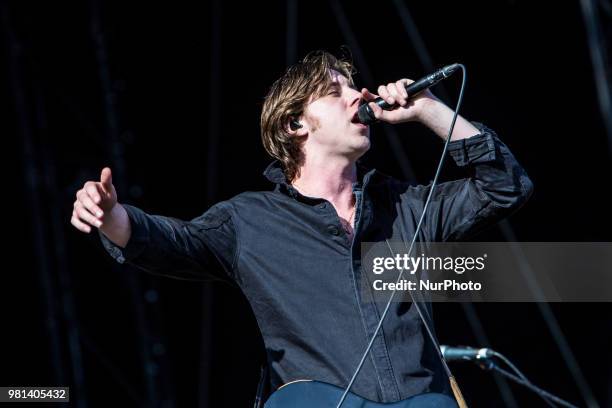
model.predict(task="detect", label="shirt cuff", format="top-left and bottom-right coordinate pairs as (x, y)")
top-left (447, 122), bottom-right (498, 167)
top-left (98, 204), bottom-right (149, 264)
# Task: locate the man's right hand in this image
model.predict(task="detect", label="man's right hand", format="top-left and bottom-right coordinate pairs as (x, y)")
top-left (71, 167), bottom-right (131, 247)
top-left (71, 167), bottom-right (118, 234)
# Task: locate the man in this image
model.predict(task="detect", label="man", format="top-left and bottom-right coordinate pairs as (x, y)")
top-left (71, 51), bottom-right (533, 404)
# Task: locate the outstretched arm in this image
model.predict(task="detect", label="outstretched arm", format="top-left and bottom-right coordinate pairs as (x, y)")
top-left (71, 168), bottom-right (237, 281)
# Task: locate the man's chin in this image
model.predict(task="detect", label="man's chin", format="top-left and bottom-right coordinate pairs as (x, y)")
top-left (352, 139), bottom-right (371, 156)
top-left (351, 125), bottom-right (370, 138)
top-left (359, 131), bottom-right (371, 144)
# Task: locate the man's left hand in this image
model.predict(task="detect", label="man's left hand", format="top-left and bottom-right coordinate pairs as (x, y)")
top-left (361, 79), bottom-right (440, 124)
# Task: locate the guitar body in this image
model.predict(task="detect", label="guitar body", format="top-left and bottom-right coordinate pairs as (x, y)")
top-left (264, 380), bottom-right (458, 408)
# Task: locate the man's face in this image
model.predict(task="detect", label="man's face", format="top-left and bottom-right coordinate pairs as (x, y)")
top-left (301, 70), bottom-right (370, 160)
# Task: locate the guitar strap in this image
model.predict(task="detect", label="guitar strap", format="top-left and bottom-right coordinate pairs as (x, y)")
top-left (254, 364), bottom-right (269, 408)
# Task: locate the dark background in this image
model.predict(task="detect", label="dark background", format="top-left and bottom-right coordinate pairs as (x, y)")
top-left (4, 0), bottom-right (612, 407)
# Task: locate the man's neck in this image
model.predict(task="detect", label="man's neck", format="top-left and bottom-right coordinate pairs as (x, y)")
top-left (291, 157), bottom-right (357, 211)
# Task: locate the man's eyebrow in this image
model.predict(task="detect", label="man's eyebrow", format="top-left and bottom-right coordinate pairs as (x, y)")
top-left (323, 82), bottom-right (340, 93)
top-left (329, 81), bottom-right (357, 91)
top-left (338, 78), bottom-right (357, 91)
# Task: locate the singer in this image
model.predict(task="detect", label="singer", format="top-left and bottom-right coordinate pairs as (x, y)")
top-left (70, 50), bottom-right (533, 406)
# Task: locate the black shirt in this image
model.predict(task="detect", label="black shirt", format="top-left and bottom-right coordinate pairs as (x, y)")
top-left (99, 123), bottom-right (533, 403)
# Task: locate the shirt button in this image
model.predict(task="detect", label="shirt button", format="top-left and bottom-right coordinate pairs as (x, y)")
top-left (328, 225), bottom-right (340, 236)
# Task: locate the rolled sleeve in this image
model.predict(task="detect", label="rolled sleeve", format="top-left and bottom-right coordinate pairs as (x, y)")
top-left (447, 123), bottom-right (497, 166)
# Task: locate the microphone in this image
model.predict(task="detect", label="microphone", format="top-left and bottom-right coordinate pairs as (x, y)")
top-left (357, 63), bottom-right (461, 125)
top-left (440, 345), bottom-right (494, 361)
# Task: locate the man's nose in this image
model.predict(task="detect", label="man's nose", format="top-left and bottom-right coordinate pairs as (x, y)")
top-left (347, 88), bottom-right (363, 107)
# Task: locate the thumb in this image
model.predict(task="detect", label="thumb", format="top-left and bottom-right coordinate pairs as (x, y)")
top-left (367, 100), bottom-right (385, 121)
top-left (100, 167), bottom-right (113, 191)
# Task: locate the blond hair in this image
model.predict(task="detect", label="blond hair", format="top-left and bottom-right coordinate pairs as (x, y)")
top-left (260, 50), bottom-right (355, 182)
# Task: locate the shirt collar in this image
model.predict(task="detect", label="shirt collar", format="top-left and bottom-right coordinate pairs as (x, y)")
top-left (263, 160), bottom-right (379, 196)
top-left (263, 160), bottom-right (288, 185)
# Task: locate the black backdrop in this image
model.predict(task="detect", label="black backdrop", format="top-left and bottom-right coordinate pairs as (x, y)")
top-left (5, 0), bottom-right (612, 407)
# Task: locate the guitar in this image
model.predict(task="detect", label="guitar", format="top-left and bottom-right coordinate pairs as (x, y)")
top-left (264, 380), bottom-right (458, 407)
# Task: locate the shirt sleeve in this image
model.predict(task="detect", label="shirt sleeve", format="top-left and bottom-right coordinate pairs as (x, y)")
top-left (395, 122), bottom-right (534, 241)
top-left (98, 201), bottom-right (238, 282)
